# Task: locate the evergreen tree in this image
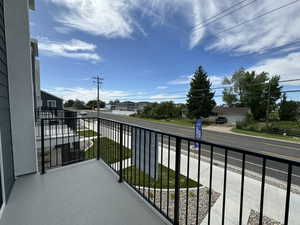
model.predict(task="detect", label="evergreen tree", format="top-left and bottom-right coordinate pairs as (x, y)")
top-left (187, 66), bottom-right (216, 119)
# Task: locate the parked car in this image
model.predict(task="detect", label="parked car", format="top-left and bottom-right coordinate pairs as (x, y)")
top-left (215, 116), bottom-right (228, 124)
top-left (79, 111), bottom-right (88, 116)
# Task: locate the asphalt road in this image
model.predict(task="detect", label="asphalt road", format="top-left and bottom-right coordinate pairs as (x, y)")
top-left (82, 111), bottom-right (300, 185)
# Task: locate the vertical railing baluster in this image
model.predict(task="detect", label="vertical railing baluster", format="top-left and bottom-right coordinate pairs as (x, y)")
top-left (148, 131), bottom-right (152, 199)
top-left (97, 118), bottom-right (100, 160)
top-left (167, 135), bottom-right (171, 217)
top-left (119, 123), bottom-right (123, 183)
top-left (134, 127), bottom-right (137, 186)
top-left (208, 145), bottom-right (214, 225)
top-left (196, 141), bottom-right (201, 225)
top-left (154, 133), bottom-right (158, 205)
top-left (55, 119), bottom-right (58, 167)
top-left (130, 126), bottom-right (134, 185)
top-left (139, 128), bottom-right (142, 191)
top-left (284, 164), bottom-right (292, 225)
top-left (185, 141), bottom-right (191, 225)
top-left (160, 134), bottom-right (163, 210)
top-left (174, 137), bottom-right (181, 225)
top-left (259, 158), bottom-right (266, 225)
top-left (49, 119), bottom-right (52, 167)
top-left (143, 130), bottom-right (146, 196)
top-left (239, 153), bottom-right (246, 225)
top-left (41, 119), bottom-right (45, 174)
top-left (222, 149), bottom-right (228, 225)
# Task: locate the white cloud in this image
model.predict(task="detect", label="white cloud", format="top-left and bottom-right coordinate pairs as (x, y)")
top-left (149, 94), bottom-right (183, 101)
top-left (45, 87), bottom-right (129, 102)
top-left (156, 86), bottom-right (168, 90)
top-left (168, 74), bottom-right (223, 86)
top-left (49, 0), bottom-right (135, 38)
top-left (38, 38), bottom-right (101, 62)
top-left (54, 26), bottom-right (72, 34)
top-left (168, 75), bottom-right (193, 85)
top-left (249, 52), bottom-right (300, 85)
top-left (209, 76), bottom-right (224, 85)
top-left (48, 0), bottom-right (300, 54)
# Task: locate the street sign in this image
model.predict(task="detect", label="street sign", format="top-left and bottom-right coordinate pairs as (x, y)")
top-left (194, 118), bottom-right (203, 149)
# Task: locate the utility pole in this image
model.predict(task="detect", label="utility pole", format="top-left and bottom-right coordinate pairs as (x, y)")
top-left (92, 76), bottom-right (104, 118)
top-left (266, 80), bottom-right (271, 126)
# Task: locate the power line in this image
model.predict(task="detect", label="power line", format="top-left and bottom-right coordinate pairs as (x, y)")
top-left (193, 0), bottom-right (257, 31)
top-left (214, 0), bottom-right (300, 36)
top-left (283, 89), bottom-right (300, 93)
top-left (101, 78), bottom-right (300, 101)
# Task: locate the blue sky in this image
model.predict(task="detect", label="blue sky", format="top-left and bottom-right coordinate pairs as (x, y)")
top-left (30, 0), bottom-right (300, 104)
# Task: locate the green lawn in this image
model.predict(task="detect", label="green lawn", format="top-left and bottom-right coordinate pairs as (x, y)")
top-left (232, 128), bottom-right (300, 143)
top-left (121, 164), bottom-right (200, 188)
top-left (85, 138), bottom-right (132, 162)
top-left (78, 130), bottom-right (99, 137)
top-left (129, 116), bottom-right (196, 127)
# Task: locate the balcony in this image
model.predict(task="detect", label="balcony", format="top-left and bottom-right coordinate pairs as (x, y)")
top-left (1, 116), bottom-right (300, 225)
top-left (0, 160), bottom-right (166, 225)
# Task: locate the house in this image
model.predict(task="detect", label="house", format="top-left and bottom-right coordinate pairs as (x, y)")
top-left (115, 101), bottom-right (137, 111)
top-left (41, 90), bottom-right (64, 110)
top-left (213, 106), bottom-right (250, 124)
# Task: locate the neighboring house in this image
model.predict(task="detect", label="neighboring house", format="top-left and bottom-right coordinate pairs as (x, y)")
top-left (213, 106), bottom-right (250, 124)
top-left (41, 90), bottom-right (64, 110)
top-left (115, 101), bottom-right (137, 111)
top-left (111, 101), bottom-right (150, 112)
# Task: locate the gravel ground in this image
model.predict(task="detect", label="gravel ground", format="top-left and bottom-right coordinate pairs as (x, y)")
top-left (144, 187), bottom-right (221, 225)
top-left (247, 210), bottom-right (283, 225)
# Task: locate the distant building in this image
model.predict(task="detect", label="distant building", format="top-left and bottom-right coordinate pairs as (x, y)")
top-left (115, 101), bottom-right (137, 111)
top-left (136, 102), bottom-right (149, 111)
top-left (41, 90), bottom-right (64, 110)
top-left (111, 101), bottom-right (150, 112)
top-left (213, 107), bottom-right (250, 124)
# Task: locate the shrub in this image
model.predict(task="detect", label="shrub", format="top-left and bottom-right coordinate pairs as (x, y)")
top-left (269, 112), bottom-right (280, 121)
top-left (279, 95), bottom-right (299, 121)
top-left (236, 113), bottom-right (255, 129)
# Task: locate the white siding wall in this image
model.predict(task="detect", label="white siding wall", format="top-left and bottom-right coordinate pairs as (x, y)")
top-left (4, 0), bottom-right (37, 176)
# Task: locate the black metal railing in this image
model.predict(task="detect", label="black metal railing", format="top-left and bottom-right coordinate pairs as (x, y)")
top-left (40, 117), bottom-right (300, 225)
top-left (39, 117), bottom-right (98, 172)
top-left (35, 109), bottom-right (77, 137)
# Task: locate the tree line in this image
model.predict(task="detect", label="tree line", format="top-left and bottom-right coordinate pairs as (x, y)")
top-left (64, 99), bottom-right (106, 110)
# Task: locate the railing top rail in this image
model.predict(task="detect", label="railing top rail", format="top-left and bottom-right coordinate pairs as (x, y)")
top-left (41, 117), bottom-right (300, 166)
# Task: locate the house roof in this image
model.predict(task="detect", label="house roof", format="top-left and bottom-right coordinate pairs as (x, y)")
top-left (213, 107), bottom-right (249, 115)
top-left (41, 90), bottom-right (64, 101)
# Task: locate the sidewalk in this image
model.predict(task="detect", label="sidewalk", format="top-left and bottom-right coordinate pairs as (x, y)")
top-left (204, 125), bottom-right (300, 145)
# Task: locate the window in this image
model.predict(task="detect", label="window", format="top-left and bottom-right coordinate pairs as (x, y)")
top-left (47, 100), bottom-right (56, 108)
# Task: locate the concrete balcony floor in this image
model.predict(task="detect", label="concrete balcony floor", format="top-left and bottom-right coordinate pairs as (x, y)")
top-left (0, 160), bottom-right (167, 225)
